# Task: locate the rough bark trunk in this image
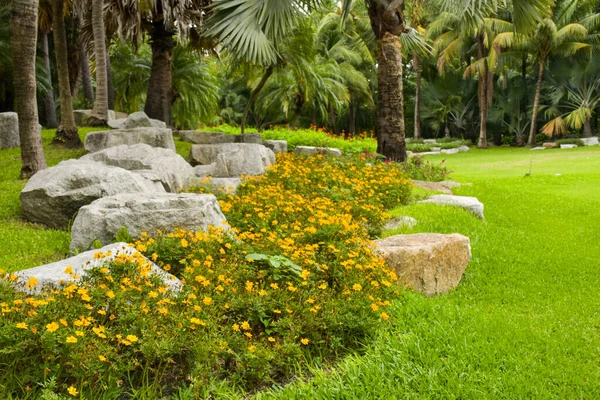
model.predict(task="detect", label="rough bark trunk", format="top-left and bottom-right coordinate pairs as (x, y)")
top-left (11, 0), bottom-right (47, 178)
top-left (145, 11), bottom-right (175, 126)
top-left (80, 44), bottom-right (94, 105)
top-left (348, 96), bottom-right (356, 137)
top-left (444, 120), bottom-right (450, 138)
top-left (528, 60), bottom-right (546, 146)
top-left (89, 0), bottom-right (109, 126)
top-left (583, 116), bottom-right (593, 138)
top-left (413, 52), bottom-right (422, 139)
top-left (40, 30), bottom-right (58, 129)
top-left (106, 47), bottom-right (115, 110)
top-left (376, 32), bottom-right (407, 161)
top-left (241, 65), bottom-right (273, 134)
top-left (51, 0), bottom-right (81, 147)
top-left (476, 35), bottom-right (488, 148)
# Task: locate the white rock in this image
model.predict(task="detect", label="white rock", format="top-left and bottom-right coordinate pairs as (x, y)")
top-left (108, 111), bottom-right (166, 129)
top-left (20, 160), bottom-right (163, 229)
top-left (580, 137), bottom-right (598, 146)
top-left (531, 147), bottom-right (545, 151)
top-left (383, 216), bottom-right (417, 230)
top-left (85, 127), bottom-right (176, 153)
top-left (70, 193), bottom-right (228, 250)
top-left (441, 148), bottom-right (460, 155)
top-left (560, 144), bottom-right (578, 149)
top-left (416, 151), bottom-right (441, 156)
top-left (193, 163), bottom-right (218, 177)
top-left (80, 144), bottom-right (195, 192)
top-left (423, 139), bottom-right (437, 144)
top-left (458, 145), bottom-right (470, 152)
top-left (0, 112), bottom-right (19, 149)
top-left (264, 140), bottom-right (288, 153)
top-left (13, 243), bottom-right (182, 294)
top-left (73, 109), bottom-right (116, 126)
top-left (189, 143), bottom-right (275, 177)
top-left (294, 146), bottom-right (343, 157)
top-left (180, 131), bottom-right (229, 144)
top-left (431, 147), bottom-right (441, 152)
top-left (419, 194), bottom-right (484, 219)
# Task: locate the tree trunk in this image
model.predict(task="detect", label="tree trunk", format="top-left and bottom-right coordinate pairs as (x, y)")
top-left (145, 8), bottom-right (175, 126)
top-left (413, 52), bottom-right (422, 139)
top-left (444, 120), bottom-right (450, 138)
top-left (11, 0), bottom-right (47, 178)
top-left (241, 65), bottom-right (273, 134)
top-left (89, 0), bottom-right (109, 126)
top-left (528, 59), bottom-right (546, 146)
top-left (376, 32), bottom-right (407, 161)
top-left (51, 0), bottom-right (81, 147)
top-left (348, 96), bottom-right (356, 137)
top-left (80, 44), bottom-right (94, 105)
top-left (39, 30), bottom-right (58, 129)
top-left (476, 35), bottom-right (489, 148)
top-left (583, 116), bottom-right (593, 138)
top-left (106, 47), bottom-right (115, 110)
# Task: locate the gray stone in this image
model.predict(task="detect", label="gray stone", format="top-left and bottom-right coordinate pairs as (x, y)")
top-left (107, 118), bottom-right (126, 129)
top-left (74, 109), bottom-right (116, 126)
top-left (181, 131), bottom-right (226, 144)
top-left (458, 145), bottom-right (470, 152)
top-left (0, 112), bottom-right (19, 149)
top-left (431, 147), bottom-right (441, 152)
top-left (441, 148), bottom-right (460, 155)
top-left (189, 143), bottom-right (275, 177)
top-left (234, 133), bottom-right (262, 144)
top-left (423, 139), bottom-right (437, 144)
top-left (581, 137), bottom-right (599, 146)
top-left (560, 144), bottom-right (578, 149)
top-left (531, 147), bottom-right (545, 151)
top-left (70, 193), bottom-right (228, 250)
top-left (20, 160), bottom-right (162, 229)
top-left (419, 194), bottom-right (484, 219)
top-left (85, 127), bottom-right (176, 153)
top-left (193, 163), bottom-right (218, 177)
top-left (108, 112), bottom-right (166, 130)
top-left (13, 243), bottom-right (182, 294)
top-left (264, 140), bottom-right (288, 153)
top-left (374, 233), bottom-right (471, 296)
top-left (416, 151), bottom-right (441, 156)
top-left (384, 216), bottom-right (417, 231)
top-left (294, 146), bottom-right (343, 157)
top-left (543, 142), bottom-right (557, 149)
top-left (439, 181), bottom-right (461, 190)
top-left (80, 144), bottom-right (195, 192)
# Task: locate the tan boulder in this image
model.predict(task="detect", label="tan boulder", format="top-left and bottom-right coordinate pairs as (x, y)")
top-left (374, 233), bottom-right (471, 296)
top-left (543, 142), bottom-right (556, 149)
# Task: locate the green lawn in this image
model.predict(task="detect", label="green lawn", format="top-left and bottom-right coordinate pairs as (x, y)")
top-left (258, 146), bottom-right (600, 399)
top-left (2, 138), bottom-right (600, 398)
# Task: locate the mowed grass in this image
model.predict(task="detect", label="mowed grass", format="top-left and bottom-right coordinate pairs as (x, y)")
top-left (258, 146), bottom-right (600, 399)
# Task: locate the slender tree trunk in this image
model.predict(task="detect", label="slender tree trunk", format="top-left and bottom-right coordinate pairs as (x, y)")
top-left (51, 0), bottom-right (81, 147)
top-left (39, 30), bottom-right (58, 129)
top-left (528, 59), bottom-right (546, 146)
top-left (330, 104), bottom-right (340, 135)
top-left (11, 0), bottom-right (47, 178)
top-left (241, 65), bottom-right (273, 134)
top-left (444, 120), bottom-right (450, 138)
top-left (145, 7), bottom-right (175, 126)
top-left (348, 95), bottom-right (356, 137)
top-left (413, 52), bottom-right (422, 139)
top-left (376, 32), bottom-right (406, 161)
top-left (476, 36), bottom-right (489, 148)
top-left (89, 0), bottom-right (109, 126)
top-left (106, 47), bottom-right (115, 110)
top-left (583, 116), bottom-right (593, 138)
top-left (80, 44), bottom-right (94, 105)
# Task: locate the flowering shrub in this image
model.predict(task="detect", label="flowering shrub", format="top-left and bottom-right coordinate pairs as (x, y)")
top-left (0, 154), bottom-right (412, 397)
top-left (402, 155), bottom-right (452, 182)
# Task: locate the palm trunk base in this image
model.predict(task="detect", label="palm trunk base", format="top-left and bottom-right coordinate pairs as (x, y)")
top-left (52, 126), bottom-right (81, 148)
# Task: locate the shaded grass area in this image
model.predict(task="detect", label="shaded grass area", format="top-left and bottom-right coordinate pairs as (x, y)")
top-left (258, 146), bottom-right (600, 398)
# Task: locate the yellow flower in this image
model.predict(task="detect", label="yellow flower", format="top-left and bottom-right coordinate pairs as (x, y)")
top-left (380, 312), bottom-right (390, 321)
top-left (107, 290), bottom-right (115, 299)
top-left (67, 386), bottom-right (79, 396)
top-left (244, 332), bottom-right (253, 338)
top-left (25, 277), bottom-right (38, 289)
top-left (232, 323), bottom-right (240, 332)
top-left (66, 336), bottom-right (78, 343)
top-left (75, 331), bottom-right (84, 337)
top-left (268, 337), bottom-right (276, 342)
top-left (190, 318), bottom-right (206, 326)
top-left (352, 284), bottom-right (362, 291)
top-left (126, 335), bottom-right (138, 343)
top-left (371, 303), bottom-right (380, 311)
top-left (241, 321), bottom-right (251, 330)
top-left (46, 322), bottom-right (59, 333)
top-left (16, 322), bottom-right (28, 329)
top-left (99, 355), bottom-right (107, 361)
top-left (202, 297), bottom-right (212, 305)
top-left (300, 338), bottom-right (309, 345)
top-left (181, 238), bottom-right (189, 248)
top-left (270, 283), bottom-right (279, 289)
top-left (248, 345), bottom-right (256, 352)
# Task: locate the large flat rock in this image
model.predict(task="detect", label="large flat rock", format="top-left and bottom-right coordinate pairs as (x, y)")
top-left (189, 143), bottom-right (275, 177)
top-left (180, 131), bottom-right (234, 144)
top-left (13, 243), bottom-right (182, 294)
top-left (581, 137), bottom-right (599, 146)
top-left (70, 193), bottom-right (228, 250)
top-left (107, 111), bottom-right (166, 129)
top-left (419, 194), bottom-right (484, 219)
top-left (20, 160), bottom-right (163, 229)
top-left (74, 109), bottom-right (116, 126)
top-left (85, 127), bottom-right (176, 153)
top-left (374, 233), bottom-right (471, 296)
top-left (80, 144), bottom-right (195, 192)
top-left (294, 146), bottom-right (343, 157)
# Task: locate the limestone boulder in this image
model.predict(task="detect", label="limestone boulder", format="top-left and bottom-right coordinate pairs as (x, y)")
top-left (193, 163), bottom-right (218, 177)
top-left (423, 139), bottom-right (437, 144)
top-left (264, 140), bottom-right (288, 153)
top-left (560, 144), bottom-right (578, 149)
top-left (419, 195), bottom-right (484, 219)
top-left (581, 137), bottom-right (599, 146)
top-left (543, 142), bottom-right (556, 149)
top-left (180, 131), bottom-right (231, 144)
top-left (0, 112), bottom-right (19, 149)
top-left (441, 148), bottom-right (460, 155)
top-left (531, 147), bottom-right (545, 151)
top-left (20, 160), bottom-right (162, 229)
top-left (74, 109), bottom-right (116, 126)
top-left (13, 243), bottom-right (182, 294)
top-left (458, 145), bottom-right (470, 152)
top-left (189, 143), bottom-right (275, 177)
top-left (374, 233), bottom-right (471, 296)
top-left (234, 133), bottom-right (262, 144)
top-left (85, 127), bottom-right (176, 153)
top-left (80, 144), bottom-right (194, 192)
top-left (108, 111), bottom-right (166, 129)
top-left (70, 193), bottom-right (228, 250)
top-left (294, 146), bottom-right (343, 157)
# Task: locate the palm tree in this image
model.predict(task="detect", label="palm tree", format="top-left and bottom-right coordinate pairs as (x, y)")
top-left (494, 0), bottom-right (597, 145)
top-left (11, 0), bottom-right (47, 178)
top-left (89, 0), bottom-right (109, 126)
top-left (50, 0), bottom-right (81, 147)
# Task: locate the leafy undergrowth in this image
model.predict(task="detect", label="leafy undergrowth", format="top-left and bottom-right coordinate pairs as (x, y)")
top-left (0, 153), bottom-right (412, 398)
